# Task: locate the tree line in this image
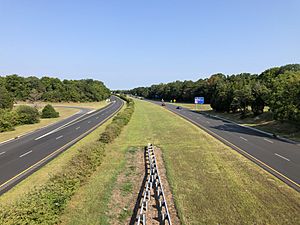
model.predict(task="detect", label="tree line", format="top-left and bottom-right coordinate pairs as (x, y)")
top-left (127, 64), bottom-right (300, 122)
top-left (0, 75), bottom-right (111, 103)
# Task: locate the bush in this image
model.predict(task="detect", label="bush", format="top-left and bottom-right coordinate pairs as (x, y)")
top-left (41, 104), bottom-right (59, 118)
top-left (0, 109), bottom-right (18, 132)
top-left (16, 105), bottom-right (40, 124)
top-left (99, 96), bottom-right (134, 143)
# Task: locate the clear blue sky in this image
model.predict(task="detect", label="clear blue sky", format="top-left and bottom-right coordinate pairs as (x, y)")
top-left (0, 0), bottom-right (299, 89)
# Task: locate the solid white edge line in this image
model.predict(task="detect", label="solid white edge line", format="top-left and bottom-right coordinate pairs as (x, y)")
top-left (86, 110), bottom-right (96, 114)
top-left (19, 150), bottom-right (33, 158)
top-left (275, 153), bottom-right (290, 161)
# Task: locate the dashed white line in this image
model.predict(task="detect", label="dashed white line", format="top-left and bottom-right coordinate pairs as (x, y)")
top-left (0, 151), bottom-right (6, 156)
top-left (206, 121), bottom-right (210, 124)
top-left (76, 126), bottom-right (80, 130)
top-left (264, 138), bottom-right (274, 144)
top-left (96, 117), bottom-right (99, 119)
top-left (56, 135), bottom-right (63, 140)
top-left (275, 153), bottom-right (290, 161)
top-left (240, 136), bottom-right (248, 142)
top-left (19, 150), bottom-right (32, 158)
top-left (88, 121), bottom-right (91, 123)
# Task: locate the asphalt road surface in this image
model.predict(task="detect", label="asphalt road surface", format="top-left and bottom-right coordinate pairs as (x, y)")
top-left (149, 100), bottom-right (300, 192)
top-left (0, 96), bottom-right (123, 194)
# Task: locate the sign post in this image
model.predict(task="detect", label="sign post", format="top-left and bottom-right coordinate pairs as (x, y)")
top-left (194, 97), bottom-right (204, 110)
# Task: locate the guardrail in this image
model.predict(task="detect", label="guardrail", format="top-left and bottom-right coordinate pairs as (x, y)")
top-left (136, 143), bottom-right (172, 225)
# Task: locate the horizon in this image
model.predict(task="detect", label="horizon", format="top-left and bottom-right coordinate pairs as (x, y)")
top-left (1, 0), bottom-right (299, 89)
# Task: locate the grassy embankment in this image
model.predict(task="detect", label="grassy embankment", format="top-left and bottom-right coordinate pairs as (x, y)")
top-left (0, 101), bottom-right (107, 143)
top-left (60, 99), bottom-right (299, 225)
top-left (174, 103), bottom-right (300, 141)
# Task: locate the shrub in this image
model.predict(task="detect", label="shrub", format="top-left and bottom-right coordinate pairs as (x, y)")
top-left (41, 104), bottom-right (59, 118)
top-left (99, 96), bottom-right (134, 143)
top-left (0, 109), bottom-right (18, 132)
top-left (16, 105), bottom-right (40, 124)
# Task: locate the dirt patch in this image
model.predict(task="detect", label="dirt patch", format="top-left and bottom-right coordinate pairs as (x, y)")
top-left (107, 146), bottom-right (145, 224)
top-left (107, 145), bottom-right (180, 225)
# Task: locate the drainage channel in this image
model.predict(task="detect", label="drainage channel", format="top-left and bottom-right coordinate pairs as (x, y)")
top-left (135, 143), bottom-right (172, 225)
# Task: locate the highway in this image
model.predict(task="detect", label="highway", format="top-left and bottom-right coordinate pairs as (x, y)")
top-left (150, 100), bottom-right (300, 192)
top-left (0, 96), bottom-right (123, 194)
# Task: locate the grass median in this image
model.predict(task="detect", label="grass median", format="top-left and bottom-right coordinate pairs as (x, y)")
top-left (60, 99), bottom-right (300, 225)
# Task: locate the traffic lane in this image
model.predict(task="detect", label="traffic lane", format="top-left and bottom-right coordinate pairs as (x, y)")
top-left (0, 98), bottom-right (123, 185)
top-left (0, 101), bottom-right (114, 154)
top-left (0, 107), bottom-right (89, 149)
top-left (0, 98), bottom-right (121, 167)
top-left (183, 109), bottom-right (300, 165)
top-left (163, 103), bottom-right (300, 185)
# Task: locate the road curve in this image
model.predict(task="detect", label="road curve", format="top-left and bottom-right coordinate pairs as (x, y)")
top-left (0, 96), bottom-right (123, 195)
top-left (148, 100), bottom-right (300, 192)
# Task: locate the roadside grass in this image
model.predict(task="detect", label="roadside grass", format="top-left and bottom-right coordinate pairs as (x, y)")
top-left (60, 100), bottom-right (300, 225)
top-left (0, 111), bottom-right (116, 205)
top-left (174, 103), bottom-right (300, 141)
top-left (0, 101), bottom-right (108, 143)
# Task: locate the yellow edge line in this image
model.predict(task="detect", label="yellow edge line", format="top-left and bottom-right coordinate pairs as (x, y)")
top-left (163, 106), bottom-right (300, 189)
top-left (0, 100), bottom-right (124, 190)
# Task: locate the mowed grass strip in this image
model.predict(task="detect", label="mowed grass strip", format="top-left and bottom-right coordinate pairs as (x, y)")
top-left (60, 100), bottom-right (300, 225)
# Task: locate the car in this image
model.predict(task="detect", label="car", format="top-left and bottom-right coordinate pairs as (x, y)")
top-left (161, 102), bottom-right (166, 106)
top-left (176, 106), bottom-right (181, 109)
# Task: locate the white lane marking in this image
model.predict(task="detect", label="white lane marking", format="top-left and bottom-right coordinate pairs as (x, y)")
top-left (264, 138), bottom-right (274, 144)
top-left (76, 126), bottom-right (80, 130)
top-left (88, 121), bottom-right (91, 123)
top-left (19, 150), bottom-right (33, 158)
top-left (56, 135), bottom-right (63, 140)
top-left (0, 151), bottom-right (6, 155)
top-left (275, 153), bottom-right (290, 161)
top-left (96, 117), bottom-right (99, 119)
top-left (240, 136), bottom-right (248, 142)
top-left (34, 102), bottom-right (114, 141)
top-left (206, 121), bottom-right (210, 124)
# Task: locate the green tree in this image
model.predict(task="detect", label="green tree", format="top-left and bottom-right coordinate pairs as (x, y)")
top-left (0, 86), bottom-right (14, 110)
top-left (268, 71), bottom-right (300, 122)
top-left (251, 81), bottom-right (268, 116)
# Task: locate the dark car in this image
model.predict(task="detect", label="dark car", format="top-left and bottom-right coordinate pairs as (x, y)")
top-left (161, 102), bottom-right (166, 106)
top-left (176, 106), bottom-right (181, 109)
